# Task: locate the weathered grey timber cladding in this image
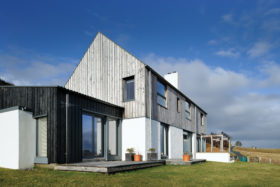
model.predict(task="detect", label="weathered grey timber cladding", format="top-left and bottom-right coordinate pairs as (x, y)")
top-left (65, 32), bottom-right (206, 133)
top-left (65, 33), bottom-right (146, 118)
top-left (0, 86), bottom-right (123, 164)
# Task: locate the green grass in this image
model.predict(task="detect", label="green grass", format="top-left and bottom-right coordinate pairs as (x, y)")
top-left (1, 162), bottom-right (280, 186)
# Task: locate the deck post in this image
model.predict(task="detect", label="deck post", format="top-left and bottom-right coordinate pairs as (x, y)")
top-left (228, 139), bottom-right (231, 152)
top-left (220, 135), bottom-right (224, 152)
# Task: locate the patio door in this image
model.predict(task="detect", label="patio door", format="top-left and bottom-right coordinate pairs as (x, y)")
top-left (107, 118), bottom-right (121, 161)
top-left (82, 114), bottom-right (104, 159)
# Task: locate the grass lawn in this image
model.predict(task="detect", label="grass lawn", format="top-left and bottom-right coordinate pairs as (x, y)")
top-left (1, 162), bottom-right (280, 186)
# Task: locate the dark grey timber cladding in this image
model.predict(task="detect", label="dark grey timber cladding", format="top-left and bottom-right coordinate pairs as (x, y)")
top-left (0, 86), bottom-right (123, 164)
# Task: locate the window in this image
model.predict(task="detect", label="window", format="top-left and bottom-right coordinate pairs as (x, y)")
top-left (185, 102), bottom-right (191, 120)
top-left (124, 76), bottom-right (135, 101)
top-left (177, 98), bottom-right (180, 113)
top-left (157, 81), bottom-right (167, 107)
top-left (37, 117), bottom-right (47, 157)
top-left (160, 124), bottom-right (168, 157)
top-left (201, 113), bottom-right (205, 125)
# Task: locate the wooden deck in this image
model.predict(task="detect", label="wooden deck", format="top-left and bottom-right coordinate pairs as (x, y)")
top-left (54, 160), bottom-right (165, 173)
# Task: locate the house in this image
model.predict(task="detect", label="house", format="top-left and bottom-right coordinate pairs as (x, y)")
top-left (65, 32), bottom-right (207, 161)
top-left (0, 32), bottom-right (207, 169)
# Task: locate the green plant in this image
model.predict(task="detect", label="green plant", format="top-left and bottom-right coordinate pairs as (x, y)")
top-left (126, 148), bottom-right (135, 153)
top-left (184, 152), bottom-right (190, 155)
top-left (148, 148), bottom-right (156, 153)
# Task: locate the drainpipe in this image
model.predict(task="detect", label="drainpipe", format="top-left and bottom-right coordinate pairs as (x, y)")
top-left (66, 94), bottom-right (69, 163)
top-left (149, 70), bottom-right (152, 159)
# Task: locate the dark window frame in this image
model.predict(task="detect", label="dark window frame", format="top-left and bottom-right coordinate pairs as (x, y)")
top-left (185, 101), bottom-right (191, 120)
top-left (157, 80), bottom-right (167, 108)
top-left (123, 76), bottom-right (135, 102)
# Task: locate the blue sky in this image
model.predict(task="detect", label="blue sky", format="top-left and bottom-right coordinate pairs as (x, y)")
top-left (1, 0), bottom-right (280, 148)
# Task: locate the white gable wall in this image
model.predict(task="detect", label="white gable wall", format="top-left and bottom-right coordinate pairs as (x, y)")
top-left (0, 108), bottom-right (36, 169)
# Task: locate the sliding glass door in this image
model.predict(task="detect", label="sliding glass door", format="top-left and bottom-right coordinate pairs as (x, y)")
top-left (82, 114), bottom-right (104, 159)
top-left (82, 113), bottom-right (121, 160)
top-left (107, 118), bottom-right (121, 160)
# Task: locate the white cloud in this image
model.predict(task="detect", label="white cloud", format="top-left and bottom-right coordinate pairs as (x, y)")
top-left (215, 48), bottom-right (240, 58)
top-left (0, 51), bottom-right (77, 86)
top-left (265, 8), bottom-right (280, 15)
top-left (247, 41), bottom-right (272, 58)
top-left (208, 40), bottom-right (217, 45)
top-left (143, 53), bottom-right (280, 148)
top-left (222, 14), bottom-right (233, 23)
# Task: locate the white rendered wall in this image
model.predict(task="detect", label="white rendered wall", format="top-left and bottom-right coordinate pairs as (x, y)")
top-left (146, 119), bottom-right (161, 160)
top-left (168, 126), bottom-right (183, 159)
top-left (196, 153), bottom-right (233, 163)
top-left (0, 110), bottom-right (19, 169)
top-left (164, 72), bottom-right (179, 89)
top-left (18, 110), bottom-right (36, 169)
top-left (0, 109), bottom-right (36, 169)
top-left (122, 118), bottom-right (147, 160)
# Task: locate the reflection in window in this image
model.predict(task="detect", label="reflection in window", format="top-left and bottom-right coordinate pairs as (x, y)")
top-left (124, 76), bottom-right (135, 101)
top-left (185, 102), bottom-right (191, 119)
top-left (82, 114), bottom-right (103, 158)
top-left (157, 81), bottom-right (167, 107)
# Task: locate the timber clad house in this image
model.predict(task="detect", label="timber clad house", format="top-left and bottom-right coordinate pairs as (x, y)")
top-left (0, 32), bottom-right (207, 169)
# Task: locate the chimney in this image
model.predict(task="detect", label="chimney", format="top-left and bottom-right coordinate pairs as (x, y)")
top-left (164, 71), bottom-right (179, 89)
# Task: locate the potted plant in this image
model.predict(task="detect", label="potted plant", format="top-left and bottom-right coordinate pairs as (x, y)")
top-left (134, 152), bottom-right (142, 162)
top-left (147, 148), bottom-right (157, 161)
top-left (183, 152), bottom-right (191, 161)
top-left (125, 148), bottom-right (135, 161)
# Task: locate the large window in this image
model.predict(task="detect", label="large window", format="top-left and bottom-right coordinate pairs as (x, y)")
top-left (185, 102), bottom-right (191, 120)
top-left (37, 117), bottom-right (47, 158)
top-left (183, 131), bottom-right (192, 155)
top-left (157, 81), bottom-right (167, 107)
top-left (82, 114), bottom-right (104, 158)
top-left (124, 76), bottom-right (135, 101)
top-left (160, 124), bottom-right (168, 158)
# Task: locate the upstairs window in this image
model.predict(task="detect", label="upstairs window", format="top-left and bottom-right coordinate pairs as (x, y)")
top-left (124, 76), bottom-right (135, 101)
top-left (177, 98), bottom-right (180, 113)
top-left (157, 81), bottom-right (167, 107)
top-left (185, 102), bottom-right (191, 120)
top-left (201, 113), bottom-right (205, 125)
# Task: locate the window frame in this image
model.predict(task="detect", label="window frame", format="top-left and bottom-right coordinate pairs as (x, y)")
top-left (157, 80), bottom-right (167, 108)
top-left (177, 98), bottom-right (180, 113)
top-left (185, 101), bottom-right (191, 120)
top-left (123, 76), bottom-right (135, 102)
top-left (200, 113), bottom-right (205, 126)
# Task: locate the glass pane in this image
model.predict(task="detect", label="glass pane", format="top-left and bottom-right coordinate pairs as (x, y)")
top-left (185, 111), bottom-right (189, 119)
top-left (93, 117), bottom-right (103, 157)
top-left (183, 132), bottom-right (192, 154)
top-left (160, 124), bottom-right (168, 156)
top-left (82, 115), bottom-right (93, 158)
top-left (108, 119), bottom-right (118, 156)
top-left (157, 95), bottom-right (166, 106)
top-left (125, 78), bottom-right (134, 100)
top-left (82, 114), bottom-right (103, 158)
top-left (185, 102), bottom-right (189, 112)
top-left (157, 81), bottom-right (165, 96)
top-left (37, 117), bottom-right (47, 157)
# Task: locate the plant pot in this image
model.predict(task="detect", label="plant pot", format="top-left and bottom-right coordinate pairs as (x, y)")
top-left (125, 153), bottom-right (135, 161)
top-left (134, 154), bottom-right (142, 162)
top-left (183, 154), bottom-right (191, 161)
top-left (147, 153), bottom-right (158, 161)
